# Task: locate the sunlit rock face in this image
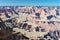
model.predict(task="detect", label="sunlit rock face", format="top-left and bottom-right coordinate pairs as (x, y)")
top-left (0, 6), bottom-right (60, 32)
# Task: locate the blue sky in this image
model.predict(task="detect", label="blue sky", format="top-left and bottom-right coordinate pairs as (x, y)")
top-left (0, 0), bottom-right (60, 6)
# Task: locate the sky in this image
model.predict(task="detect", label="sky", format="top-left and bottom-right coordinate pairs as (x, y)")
top-left (0, 0), bottom-right (60, 6)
